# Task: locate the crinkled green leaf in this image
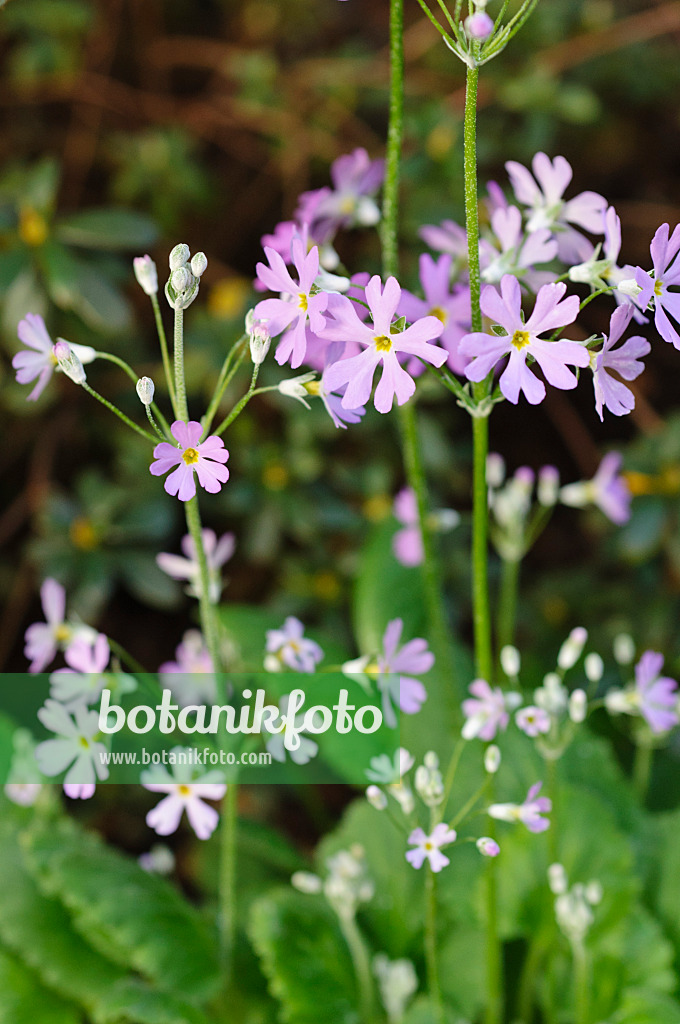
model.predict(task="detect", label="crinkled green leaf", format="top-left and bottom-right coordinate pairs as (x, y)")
top-left (248, 887), bottom-right (359, 1024)
top-left (22, 815), bottom-right (220, 1003)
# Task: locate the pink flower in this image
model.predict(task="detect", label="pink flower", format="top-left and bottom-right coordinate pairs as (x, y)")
top-left (142, 760), bottom-right (226, 840)
top-left (488, 782), bottom-right (552, 833)
top-left (377, 618), bottom-right (433, 725)
top-left (265, 617), bottom-right (324, 673)
top-left (150, 421), bottom-right (229, 501)
top-left (397, 253), bottom-right (472, 375)
top-left (592, 305), bottom-right (649, 421)
top-left (465, 11), bottom-right (494, 39)
top-left (297, 148), bottom-right (384, 240)
top-left (460, 275), bottom-right (588, 405)
top-left (480, 205), bottom-right (558, 291)
top-left (419, 219), bottom-right (469, 265)
top-left (64, 783), bottom-right (96, 800)
top-left (515, 705), bottom-right (551, 737)
top-left (49, 633), bottom-right (110, 708)
top-left (392, 487), bottom-right (424, 567)
top-left (254, 239), bottom-right (329, 368)
top-left (634, 651), bottom-right (679, 734)
top-left (462, 679), bottom-right (511, 741)
top-left (476, 836), bottom-right (500, 857)
top-left (321, 275), bottom-right (447, 413)
top-left (633, 223), bottom-right (680, 349)
top-left (505, 152), bottom-right (607, 263)
top-left (24, 578), bottom-right (95, 673)
top-left (159, 630), bottom-right (217, 707)
top-left (157, 528), bottom-right (235, 602)
top-left (406, 823), bottom-right (457, 871)
top-left (12, 314), bottom-right (95, 401)
top-left (560, 452), bottom-right (631, 525)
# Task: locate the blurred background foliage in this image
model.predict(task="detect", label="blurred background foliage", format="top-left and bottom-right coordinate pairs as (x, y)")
top-left (1, 0), bottom-right (680, 727)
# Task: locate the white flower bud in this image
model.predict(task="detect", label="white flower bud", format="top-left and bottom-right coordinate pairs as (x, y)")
top-left (568, 688), bottom-right (587, 724)
top-left (136, 376), bottom-right (155, 406)
top-left (617, 277), bottom-right (643, 298)
top-left (558, 627), bottom-right (588, 671)
top-left (500, 645), bottom-right (520, 678)
top-left (190, 251), bottom-right (208, 277)
top-left (249, 321), bottom-right (271, 365)
top-left (584, 652), bottom-right (604, 683)
top-left (476, 836), bottom-right (500, 857)
top-left (171, 267), bottom-right (192, 293)
top-left (291, 870), bottom-right (322, 894)
top-left (548, 862), bottom-right (568, 895)
top-left (278, 372), bottom-right (316, 408)
top-left (169, 243), bottom-right (190, 271)
top-left (585, 880), bottom-right (603, 905)
top-left (53, 341), bottom-right (86, 385)
top-left (484, 744), bottom-right (501, 773)
top-left (538, 465), bottom-right (560, 507)
top-left (486, 452), bottom-right (505, 488)
top-left (133, 255), bottom-right (158, 296)
top-left (613, 633), bottom-right (635, 666)
top-left (366, 785), bottom-right (387, 810)
top-left (423, 751), bottom-right (439, 770)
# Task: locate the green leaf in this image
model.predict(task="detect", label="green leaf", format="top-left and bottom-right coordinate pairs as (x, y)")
top-left (643, 808), bottom-right (680, 957)
top-left (0, 811), bottom-right (211, 1024)
top-left (22, 815), bottom-right (220, 1003)
top-left (0, 947), bottom-right (82, 1024)
top-left (248, 888), bottom-right (360, 1024)
top-left (55, 208), bottom-right (159, 251)
top-left (610, 990), bottom-right (680, 1024)
top-left (41, 241), bottom-right (131, 333)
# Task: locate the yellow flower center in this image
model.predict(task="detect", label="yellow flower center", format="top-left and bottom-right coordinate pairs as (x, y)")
top-left (428, 305), bottom-right (448, 324)
top-left (54, 624), bottom-right (72, 644)
top-left (298, 293), bottom-right (308, 311)
top-left (19, 207), bottom-right (48, 247)
top-left (70, 516), bottom-right (98, 551)
top-left (374, 334), bottom-right (392, 353)
top-left (182, 447), bottom-right (200, 466)
top-left (424, 841), bottom-right (433, 850)
top-left (178, 784), bottom-right (191, 796)
top-left (79, 737), bottom-right (90, 749)
top-left (511, 330), bottom-right (531, 350)
top-left (654, 279), bottom-right (664, 297)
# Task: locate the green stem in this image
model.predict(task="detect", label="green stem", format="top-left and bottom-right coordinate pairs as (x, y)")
top-left (106, 637), bottom-right (147, 674)
top-left (151, 293), bottom-right (178, 417)
top-left (183, 495), bottom-right (223, 676)
top-left (425, 869), bottom-right (445, 1024)
top-left (213, 363), bottom-right (261, 437)
top-left (95, 351), bottom-right (172, 437)
top-left (80, 382), bottom-right (157, 442)
top-left (218, 781), bottom-right (238, 986)
top-left (145, 404), bottom-right (167, 441)
top-left (380, 0), bottom-right (403, 280)
top-left (497, 555), bottom-right (520, 659)
top-left (202, 334), bottom-right (249, 436)
top-left (173, 306), bottom-right (188, 422)
top-left (547, 755), bottom-right (559, 866)
top-left (338, 913), bottom-right (377, 1024)
top-left (633, 740), bottom-right (653, 803)
top-left (464, 66), bottom-right (482, 337)
top-left (484, 839), bottom-right (502, 1024)
top-left (573, 942), bottom-right (589, 1024)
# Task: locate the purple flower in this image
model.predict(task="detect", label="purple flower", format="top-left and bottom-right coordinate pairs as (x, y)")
top-left (515, 705), bottom-right (551, 737)
top-left (254, 239), bottom-right (329, 368)
top-left (142, 760), bottom-right (226, 840)
top-left (398, 253), bottom-right (472, 375)
top-left (592, 305), bottom-right (650, 421)
top-left (150, 421), bottom-right (229, 502)
top-left (462, 679), bottom-right (510, 741)
top-left (157, 528), bottom-right (235, 602)
top-left (488, 782), bottom-right (552, 833)
top-left (24, 578), bottom-right (95, 673)
top-left (64, 783), bottom-right (95, 800)
top-left (159, 630), bottom-right (217, 707)
top-left (297, 148), bottom-right (384, 240)
top-left (634, 223), bottom-right (680, 348)
top-left (321, 275), bottom-right (447, 413)
top-left (49, 633), bottom-right (111, 708)
top-left (419, 219), bottom-right (469, 267)
top-left (406, 823), bottom-right (457, 871)
top-left (480, 205), bottom-right (558, 291)
top-left (265, 617), bottom-right (324, 673)
top-left (377, 618), bottom-right (433, 726)
top-left (560, 452), bottom-right (631, 525)
top-left (634, 651), bottom-right (679, 734)
top-left (13, 313), bottom-right (94, 401)
top-left (505, 152), bottom-right (607, 264)
top-left (392, 487), bottom-right (424, 567)
top-left (476, 836), bottom-right (500, 857)
top-left (460, 275), bottom-right (588, 405)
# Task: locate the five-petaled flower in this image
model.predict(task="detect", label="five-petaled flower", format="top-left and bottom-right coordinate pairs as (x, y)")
top-left (13, 313), bottom-right (95, 401)
top-left (460, 275), bottom-right (589, 405)
top-left (321, 275), bottom-right (447, 414)
top-left (634, 223), bottom-right (680, 348)
top-left (406, 823), bottom-right (457, 872)
top-left (605, 650), bottom-right (679, 734)
top-left (462, 678), bottom-right (517, 741)
top-left (265, 617), bottom-right (324, 673)
top-left (142, 757), bottom-right (226, 840)
top-left (488, 781), bottom-right (552, 833)
top-left (377, 618), bottom-right (433, 727)
top-left (150, 421), bottom-right (229, 501)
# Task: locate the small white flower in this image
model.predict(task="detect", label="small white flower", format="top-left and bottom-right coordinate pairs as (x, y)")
top-left (366, 785), bottom-right (388, 810)
top-left (500, 644), bottom-right (520, 678)
top-left (35, 700), bottom-right (109, 789)
top-left (584, 652), bottom-right (604, 683)
top-left (136, 376), bottom-right (155, 405)
top-left (373, 954), bottom-right (418, 1022)
top-left (484, 744), bottom-right (501, 774)
top-left (557, 627), bottom-right (588, 671)
top-left (277, 372), bottom-right (317, 408)
top-left (141, 755), bottom-right (226, 840)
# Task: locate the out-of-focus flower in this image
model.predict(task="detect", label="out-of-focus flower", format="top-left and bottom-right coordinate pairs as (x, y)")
top-left (377, 618), bottom-right (433, 726)
top-left (462, 678), bottom-right (518, 740)
top-left (157, 529), bottom-right (235, 603)
top-left (142, 757), bottom-right (226, 840)
top-left (515, 705), bottom-right (551, 737)
top-left (591, 305), bottom-right (649, 421)
top-left (560, 452), bottom-right (631, 524)
top-left (35, 700), bottom-right (109, 791)
top-left (24, 578), bottom-right (96, 674)
top-left (265, 617), bottom-right (324, 673)
top-left (158, 630), bottom-right (217, 707)
top-left (13, 314), bottom-right (95, 401)
top-left (49, 633), bottom-right (111, 708)
top-left (398, 253), bottom-right (472, 375)
top-left (488, 781), bottom-right (552, 833)
top-left (406, 823), bottom-right (457, 871)
top-left (605, 650), bottom-right (678, 734)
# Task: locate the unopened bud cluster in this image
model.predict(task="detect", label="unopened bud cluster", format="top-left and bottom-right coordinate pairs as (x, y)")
top-left (165, 243), bottom-right (208, 310)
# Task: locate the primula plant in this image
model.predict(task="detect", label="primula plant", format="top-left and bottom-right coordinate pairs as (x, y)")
top-left (2, 2), bottom-right (680, 1024)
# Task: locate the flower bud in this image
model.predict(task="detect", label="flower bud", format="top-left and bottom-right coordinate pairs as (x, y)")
top-left (486, 452), bottom-right (505, 488)
top-left (617, 277), bottom-right (643, 298)
top-left (53, 341), bottom-right (87, 385)
top-left (538, 465), bottom-right (560, 507)
top-left (190, 251), bottom-right (208, 278)
top-left (169, 243), bottom-right (190, 271)
top-left (464, 11), bottom-right (494, 40)
top-left (291, 871), bottom-right (322, 894)
top-left (500, 644), bottom-right (520, 678)
top-left (548, 862), bottom-right (568, 895)
top-left (476, 836), bottom-right (500, 857)
top-left (171, 267), bottom-right (192, 293)
top-left (568, 688), bottom-right (587, 724)
top-left (558, 627), bottom-right (588, 671)
top-left (249, 322), bottom-right (271, 365)
top-left (136, 376), bottom-right (155, 406)
top-left (613, 633), bottom-right (635, 666)
top-left (133, 255), bottom-right (158, 296)
top-left (366, 785), bottom-right (387, 810)
top-left (484, 744), bottom-right (501, 773)
top-left (584, 652), bottom-right (604, 683)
